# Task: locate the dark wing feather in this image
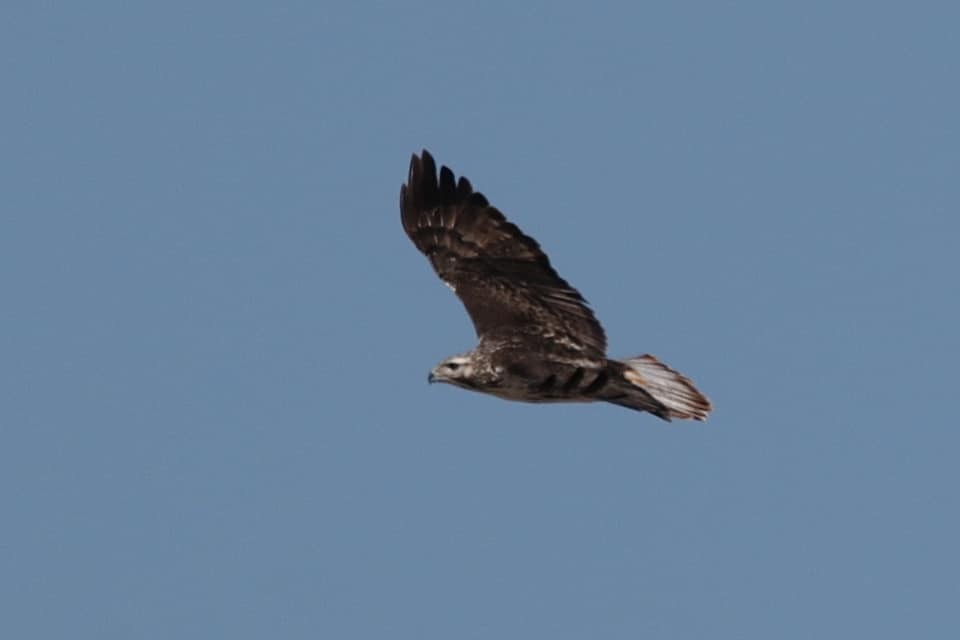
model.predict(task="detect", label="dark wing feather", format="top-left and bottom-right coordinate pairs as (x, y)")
top-left (400, 150), bottom-right (606, 357)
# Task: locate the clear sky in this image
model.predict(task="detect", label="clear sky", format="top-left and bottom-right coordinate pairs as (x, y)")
top-left (2, 2), bottom-right (957, 638)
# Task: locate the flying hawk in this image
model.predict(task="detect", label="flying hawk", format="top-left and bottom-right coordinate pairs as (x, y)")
top-left (400, 150), bottom-right (711, 421)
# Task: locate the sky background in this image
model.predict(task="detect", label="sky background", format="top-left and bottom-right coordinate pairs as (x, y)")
top-left (2, 2), bottom-right (958, 638)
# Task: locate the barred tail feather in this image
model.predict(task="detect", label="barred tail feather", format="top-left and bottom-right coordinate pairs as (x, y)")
top-left (617, 354), bottom-right (712, 421)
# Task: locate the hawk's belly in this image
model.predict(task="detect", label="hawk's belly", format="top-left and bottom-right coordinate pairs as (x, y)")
top-left (486, 363), bottom-right (613, 404)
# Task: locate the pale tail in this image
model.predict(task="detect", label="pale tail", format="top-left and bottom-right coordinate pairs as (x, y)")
top-left (613, 354), bottom-right (712, 421)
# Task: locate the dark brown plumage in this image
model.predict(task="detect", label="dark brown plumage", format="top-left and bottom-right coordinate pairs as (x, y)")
top-left (400, 150), bottom-right (606, 357)
top-left (401, 150), bottom-right (711, 421)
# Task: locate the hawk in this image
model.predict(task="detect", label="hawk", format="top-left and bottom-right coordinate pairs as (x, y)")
top-left (400, 150), bottom-right (711, 421)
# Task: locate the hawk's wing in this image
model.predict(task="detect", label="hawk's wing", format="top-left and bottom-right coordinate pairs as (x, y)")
top-left (400, 150), bottom-right (606, 357)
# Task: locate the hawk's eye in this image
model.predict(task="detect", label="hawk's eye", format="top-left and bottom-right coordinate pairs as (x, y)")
top-left (445, 362), bottom-right (460, 372)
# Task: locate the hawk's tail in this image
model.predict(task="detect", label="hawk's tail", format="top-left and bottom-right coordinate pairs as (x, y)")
top-left (605, 355), bottom-right (712, 422)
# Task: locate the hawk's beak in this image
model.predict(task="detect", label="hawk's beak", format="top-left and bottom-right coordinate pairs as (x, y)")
top-left (427, 371), bottom-right (437, 384)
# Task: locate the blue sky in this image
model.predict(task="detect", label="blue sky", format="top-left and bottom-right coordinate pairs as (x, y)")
top-left (2, 2), bottom-right (957, 638)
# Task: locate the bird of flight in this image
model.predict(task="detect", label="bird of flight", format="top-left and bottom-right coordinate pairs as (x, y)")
top-left (400, 150), bottom-right (711, 421)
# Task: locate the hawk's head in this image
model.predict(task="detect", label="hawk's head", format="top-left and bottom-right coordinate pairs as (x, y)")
top-left (428, 354), bottom-right (482, 389)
